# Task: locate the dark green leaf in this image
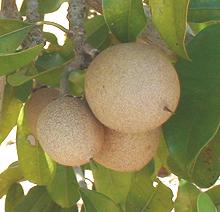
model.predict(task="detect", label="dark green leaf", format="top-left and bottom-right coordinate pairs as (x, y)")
top-left (15, 80), bottom-right (33, 102)
top-left (150, 0), bottom-right (189, 59)
top-left (175, 180), bottom-right (200, 212)
top-left (0, 44), bottom-right (43, 76)
top-left (191, 130), bottom-right (220, 188)
top-left (91, 162), bottom-right (133, 205)
top-left (0, 24), bottom-right (32, 53)
top-left (103, 0), bottom-right (146, 42)
top-left (0, 84), bottom-right (22, 144)
top-left (47, 164), bottom-right (80, 208)
top-left (126, 167), bottom-right (173, 212)
top-left (207, 185), bottom-right (220, 210)
top-left (16, 107), bottom-right (56, 185)
top-left (21, 0), bottom-right (67, 15)
top-left (14, 186), bottom-right (54, 212)
top-left (0, 162), bottom-right (23, 198)
top-left (5, 183), bottom-right (24, 212)
top-left (164, 24), bottom-right (220, 181)
top-left (80, 188), bottom-right (122, 212)
top-left (85, 15), bottom-right (111, 50)
top-left (188, 0), bottom-right (220, 23)
top-left (197, 193), bottom-right (217, 212)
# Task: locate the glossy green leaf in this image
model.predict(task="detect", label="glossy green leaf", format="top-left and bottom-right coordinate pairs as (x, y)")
top-left (91, 162), bottom-right (133, 205)
top-left (14, 186), bottom-right (54, 212)
top-left (0, 84), bottom-right (22, 144)
top-left (5, 183), bottom-right (24, 212)
top-left (21, 0), bottom-right (67, 15)
top-left (150, 0), bottom-right (189, 59)
top-left (47, 164), bottom-right (80, 208)
top-left (126, 168), bottom-right (173, 212)
top-left (0, 44), bottom-right (43, 76)
top-left (16, 107), bottom-right (56, 185)
top-left (197, 193), bottom-right (217, 212)
top-left (175, 180), bottom-right (200, 212)
top-left (188, 0), bottom-right (220, 23)
top-left (103, 0), bottom-right (146, 42)
top-left (80, 188), bottom-right (122, 212)
top-left (69, 70), bottom-right (85, 96)
top-left (15, 80), bottom-right (33, 102)
top-left (164, 24), bottom-right (220, 181)
top-left (191, 130), bottom-right (220, 188)
top-left (207, 185), bottom-right (220, 210)
top-left (0, 19), bottom-right (30, 36)
top-left (0, 24), bottom-right (32, 53)
top-left (0, 162), bottom-right (23, 198)
top-left (85, 15), bottom-right (110, 50)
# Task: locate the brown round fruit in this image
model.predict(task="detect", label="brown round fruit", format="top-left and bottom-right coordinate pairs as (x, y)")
top-left (94, 127), bottom-right (161, 172)
top-left (36, 96), bottom-right (104, 167)
top-left (85, 42), bottom-right (180, 133)
top-left (25, 87), bottom-right (59, 136)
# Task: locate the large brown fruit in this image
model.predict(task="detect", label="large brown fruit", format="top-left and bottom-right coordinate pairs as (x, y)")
top-left (94, 127), bottom-right (161, 172)
top-left (85, 42), bottom-right (180, 133)
top-left (36, 96), bottom-right (104, 167)
top-left (25, 88), bottom-right (59, 136)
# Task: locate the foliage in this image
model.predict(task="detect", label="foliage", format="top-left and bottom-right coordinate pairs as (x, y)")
top-left (0, 0), bottom-right (220, 211)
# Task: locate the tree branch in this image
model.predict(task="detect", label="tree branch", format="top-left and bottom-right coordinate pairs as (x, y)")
top-left (23, 0), bottom-right (44, 48)
top-left (1, 0), bottom-right (20, 19)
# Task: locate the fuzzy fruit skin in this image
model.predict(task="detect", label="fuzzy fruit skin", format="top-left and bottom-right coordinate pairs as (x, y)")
top-left (36, 96), bottom-right (104, 167)
top-left (25, 88), bottom-right (59, 137)
top-left (94, 127), bottom-right (161, 172)
top-left (85, 42), bottom-right (180, 133)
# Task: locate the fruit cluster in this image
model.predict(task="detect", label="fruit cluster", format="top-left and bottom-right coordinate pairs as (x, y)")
top-left (26, 42), bottom-right (180, 172)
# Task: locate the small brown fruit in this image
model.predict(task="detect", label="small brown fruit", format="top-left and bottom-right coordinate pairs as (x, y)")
top-left (94, 127), bottom-right (161, 172)
top-left (36, 96), bottom-right (104, 167)
top-left (85, 42), bottom-right (180, 133)
top-left (25, 88), bottom-right (59, 136)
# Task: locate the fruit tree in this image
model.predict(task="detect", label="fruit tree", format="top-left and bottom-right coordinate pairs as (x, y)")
top-left (0, 0), bottom-right (220, 211)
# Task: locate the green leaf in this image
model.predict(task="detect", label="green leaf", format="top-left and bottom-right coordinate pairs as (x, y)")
top-left (175, 180), bottom-right (200, 212)
top-left (164, 24), bottom-right (220, 181)
top-left (7, 61), bottom-right (68, 87)
top-left (103, 0), bottom-right (146, 42)
top-left (0, 84), bottom-right (22, 144)
top-left (150, 0), bottom-right (189, 59)
top-left (191, 130), bottom-right (220, 188)
top-left (14, 186), bottom-right (54, 212)
top-left (80, 188), bottom-right (122, 212)
top-left (5, 183), bottom-right (24, 212)
top-left (16, 107), bottom-right (56, 185)
top-left (15, 80), bottom-right (33, 102)
top-left (0, 19), bottom-right (30, 36)
top-left (0, 162), bottom-right (23, 198)
top-left (85, 15), bottom-right (111, 50)
top-left (188, 0), bottom-right (220, 23)
top-left (197, 193), bottom-right (217, 212)
top-left (0, 24), bottom-right (32, 53)
top-left (47, 164), bottom-right (80, 208)
top-left (69, 70), bottom-right (85, 96)
top-left (126, 168), bottom-right (173, 212)
top-left (91, 162), bottom-right (133, 205)
top-left (207, 185), bottom-right (220, 210)
top-left (21, 0), bottom-right (66, 15)
top-left (0, 44), bottom-right (43, 76)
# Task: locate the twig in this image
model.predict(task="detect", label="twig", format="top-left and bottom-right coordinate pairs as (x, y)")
top-left (60, 0), bottom-right (97, 96)
top-left (23, 0), bottom-right (44, 48)
top-left (74, 167), bottom-right (87, 188)
top-left (1, 0), bottom-right (20, 19)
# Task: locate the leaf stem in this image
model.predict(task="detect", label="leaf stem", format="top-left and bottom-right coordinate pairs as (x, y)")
top-left (35, 21), bottom-right (69, 34)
